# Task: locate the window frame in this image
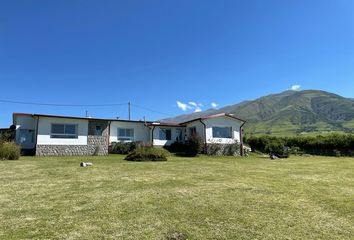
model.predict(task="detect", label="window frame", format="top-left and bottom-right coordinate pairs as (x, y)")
top-left (212, 126), bottom-right (233, 139)
top-left (117, 128), bottom-right (134, 142)
top-left (188, 127), bottom-right (197, 136)
top-left (95, 125), bottom-right (102, 136)
top-left (50, 123), bottom-right (78, 139)
top-left (159, 128), bottom-right (172, 140)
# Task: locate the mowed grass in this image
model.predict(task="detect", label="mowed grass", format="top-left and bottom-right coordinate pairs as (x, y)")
top-left (0, 155), bottom-right (353, 239)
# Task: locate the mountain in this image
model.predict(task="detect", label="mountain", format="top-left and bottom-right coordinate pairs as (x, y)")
top-left (162, 90), bottom-right (354, 136)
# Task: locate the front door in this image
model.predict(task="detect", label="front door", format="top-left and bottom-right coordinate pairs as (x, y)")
top-left (19, 129), bottom-right (35, 149)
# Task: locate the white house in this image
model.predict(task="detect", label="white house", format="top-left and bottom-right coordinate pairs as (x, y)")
top-left (12, 112), bottom-right (246, 156)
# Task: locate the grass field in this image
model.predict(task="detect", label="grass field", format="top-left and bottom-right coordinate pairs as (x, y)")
top-left (0, 154), bottom-right (353, 239)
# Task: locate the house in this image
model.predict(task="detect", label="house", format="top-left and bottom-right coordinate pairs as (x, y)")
top-left (12, 112), bottom-right (246, 156)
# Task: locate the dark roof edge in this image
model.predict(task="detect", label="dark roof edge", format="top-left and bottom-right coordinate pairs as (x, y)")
top-left (12, 113), bottom-right (152, 124)
top-left (13, 112), bottom-right (246, 125)
top-left (179, 113), bottom-right (246, 125)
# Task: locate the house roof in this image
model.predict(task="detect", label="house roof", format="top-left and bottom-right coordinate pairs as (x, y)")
top-left (12, 112), bottom-right (246, 126)
top-left (179, 113), bottom-right (246, 125)
top-left (12, 113), bottom-right (152, 124)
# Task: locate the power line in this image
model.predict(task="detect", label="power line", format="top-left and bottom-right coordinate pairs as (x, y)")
top-left (131, 103), bottom-right (173, 117)
top-left (0, 98), bottom-right (175, 117)
top-left (0, 99), bottom-right (128, 107)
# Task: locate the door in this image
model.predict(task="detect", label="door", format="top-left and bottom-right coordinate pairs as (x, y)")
top-left (19, 129), bottom-right (35, 149)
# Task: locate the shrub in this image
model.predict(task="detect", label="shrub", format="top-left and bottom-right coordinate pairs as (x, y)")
top-left (0, 129), bottom-right (15, 142)
top-left (245, 134), bottom-right (354, 157)
top-left (164, 141), bottom-right (186, 153)
top-left (184, 134), bottom-right (203, 157)
top-left (0, 141), bottom-right (20, 160)
top-left (333, 149), bottom-right (341, 157)
top-left (110, 142), bottom-right (140, 154)
top-left (289, 146), bottom-right (301, 155)
top-left (124, 147), bottom-right (168, 161)
top-left (264, 139), bottom-right (289, 158)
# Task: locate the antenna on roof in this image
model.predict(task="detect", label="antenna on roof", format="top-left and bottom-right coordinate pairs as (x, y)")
top-left (85, 110), bottom-right (88, 118)
top-left (128, 101), bottom-right (131, 120)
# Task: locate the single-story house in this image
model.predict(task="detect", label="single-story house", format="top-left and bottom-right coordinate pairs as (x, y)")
top-left (12, 112), bottom-right (246, 156)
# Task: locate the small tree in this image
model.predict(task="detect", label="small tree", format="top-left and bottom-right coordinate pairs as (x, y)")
top-left (264, 139), bottom-right (289, 158)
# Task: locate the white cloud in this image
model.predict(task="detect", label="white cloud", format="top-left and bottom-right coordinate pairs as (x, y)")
top-left (211, 102), bottom-right (219, 108)
top-left (176, 101), bottom-right (191, 111)
top-left (177, 101), bottom-right (203, 112)
top-left (290, 85), bottom-right (301, 91)
top-left (188, 101), bottom-right (198, 107)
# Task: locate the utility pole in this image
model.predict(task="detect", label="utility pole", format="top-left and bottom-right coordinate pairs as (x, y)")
top-left (128, 101), bottom-right (131, 120)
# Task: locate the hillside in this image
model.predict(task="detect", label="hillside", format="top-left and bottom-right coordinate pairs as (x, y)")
top-left (162, 90), bottom-right (354, 136)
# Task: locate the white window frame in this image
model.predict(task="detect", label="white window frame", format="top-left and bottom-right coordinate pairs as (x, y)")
top-left (212, 126), bottom-right (233, 139)
top-left (50, 123), bottom-right (78, 139)
top-left (117, 128), bottom-right (134, 142)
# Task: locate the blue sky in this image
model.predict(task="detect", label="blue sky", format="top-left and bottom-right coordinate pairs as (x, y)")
top-left (0, 0), bottom-right (353, 127)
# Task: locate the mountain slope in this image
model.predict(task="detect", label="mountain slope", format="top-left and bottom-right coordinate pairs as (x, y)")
top-left (162, 90), bottom-right (354, 136)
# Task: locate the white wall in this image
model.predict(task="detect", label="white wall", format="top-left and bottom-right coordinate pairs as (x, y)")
top-left (152, 126), bottom-right (184, 146)
top-left (185, 121), bottom-right (205, 140)
top-left (109, 121), bottom-right (150, 144)
top-left (203, 116), bottom-right (241, 144)
top-left (37, 117), bottom-right (88, 145)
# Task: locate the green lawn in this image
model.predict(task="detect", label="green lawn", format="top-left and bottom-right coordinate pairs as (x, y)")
top-left (0, 155), bottom-right (353, 239)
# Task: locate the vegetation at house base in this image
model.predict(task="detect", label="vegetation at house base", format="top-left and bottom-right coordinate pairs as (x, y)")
top-left (164, 134), bottom-right (204, 157)
top-left (124, 147), bottom-right (169, 161)
top-left (109, 141), bottom-right (140, 154)
top-left (0, 129), bottom-right (15, 142)
top-left (246, 133), bottom-right (354, 157)
top-left (0, 155), bottom-right (353, 239)
top-left (0, 141), bottom-right (20, 160)
top-left (162, 90), bottom-right (354, 136)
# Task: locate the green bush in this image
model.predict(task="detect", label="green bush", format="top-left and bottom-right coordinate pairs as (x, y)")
top-left (289, 146), bottom-right (301, 155)
top-left (0, 141), bottom-right (20, 160)
top-left (264, 140), bottom-right (289, 158)
top-left (184, 134), bottom-right (204, 157)
top-left (164, 141), bottom-right (186, 153)
top-left (245, 134), bottom-right (354, 157)
top-left (110, 142), bottom-right (140, 154)
top-left (124, 147), bottom-right (168, 161)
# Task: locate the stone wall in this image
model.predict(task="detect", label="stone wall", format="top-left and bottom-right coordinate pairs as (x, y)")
top-left (36, 145), bottom-right (89, 156)
top-left (205, 143), bottom-right (241, 156)
top-left (87, 120), bottom-right (109, 155)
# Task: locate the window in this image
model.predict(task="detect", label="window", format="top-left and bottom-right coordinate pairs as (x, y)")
top-left (176, 129), bottom-right (183, 142)
top-left (118, 128), bottom-right (134, 141)
top-left (212, 126), bottom-right (232, 138)
top-left (189, 127), bottom-right (196, 136)
top-left (159, 128), bottom-right (171, 140)
top-left (51, 124), bottom-right (78, 138)
top-left (95, 126), bottom-right (102, 136)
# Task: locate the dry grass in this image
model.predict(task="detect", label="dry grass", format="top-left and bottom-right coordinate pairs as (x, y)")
top-left (0, 154), bottom-right (353, 239)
